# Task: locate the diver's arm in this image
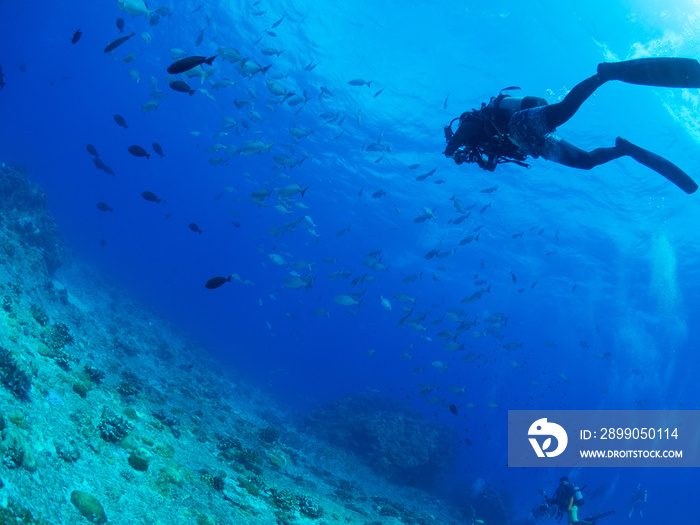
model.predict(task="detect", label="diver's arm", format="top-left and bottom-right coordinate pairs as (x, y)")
top-left (470, 151), bottom-right (497, 171)
top-left (444, 118), bottom-right (483, 157)
top-left (444, 125), bottom-right (469, 157)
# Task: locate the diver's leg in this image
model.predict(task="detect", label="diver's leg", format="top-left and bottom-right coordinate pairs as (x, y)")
top-left (545, 75), bottom-right (606, 129)
top-left (598, 57), bottom-right (700, 88)
top-left (549, 137), bottom-right (698, 193)
top-left (546, 59), bottom-right (700, 129)
top-left (616, 137), bottom-right (698, 193)
top-left (544, 138), bottom-right (624, 169)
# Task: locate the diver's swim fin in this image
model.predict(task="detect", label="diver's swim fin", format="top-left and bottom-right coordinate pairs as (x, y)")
top-left (616, 137), bottom-right (698, 194)
top-left (598, 57), bottom-right (700, 88)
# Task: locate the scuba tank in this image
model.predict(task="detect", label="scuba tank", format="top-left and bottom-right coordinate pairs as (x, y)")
top-left (484, 86), bottom-right (548, 125)
top-left (573, 485), bottom-right (584, 507)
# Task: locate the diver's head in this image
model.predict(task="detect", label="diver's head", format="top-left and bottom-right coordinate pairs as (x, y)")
top-left (560, 476), bottom-right (569, 484)
top-left (458, 110), bottom-right (474, 125)
top-left (444, 110), bottom-right (485, 158)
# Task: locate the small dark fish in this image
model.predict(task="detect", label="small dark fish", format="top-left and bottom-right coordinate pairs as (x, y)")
top-left (141, 191), bottom-right (162, 203)
top-left (231, 221), bottom-right (241, 227)
top-left (0, 65), bottom-right (7, 90)
top-left (152, 142), bottom-right (164, 157)
top-left (192, 3), bottom-right (204, 13)
top-left (116, 18), bottom-right (125, 32)
top-left (448, 404), bottom-right (458, 415)
top-left (416, 169), bottom-right (435, 181)
top-left (408, 163), bottom-right (420, 169)
top-left (189, 223), bottom-right (203, 234)
top-left (100, 238), bottom-right (106, 247)
top-left (348, 78), bottom-right (372, 87)
top-left (195, 28), bottom-right (205, 47)
top-left (128, 145), bottom-right (150, 159)
top-left (104, 32), bottom-right (135, 53)
top-left (373, 87), bottom-right (385, 98)
top-left (71, 29), bottom-right (82, 44)
top-left (265, 29), bottom-right (277, 37)
top-left (96, 202), bottom-right (113, 212)
top-left (205, 275), bottom-right (231, 289)
top-left (167, 55), bottom-right (217, 74)
top-left (93, 157), bottom-right (115, 175)
top-left (271, 14), bottom-right (285, 28)
top-left (169, 80), bottom-right (195, 95)
top-left (460, 285), bottom-right (491, 304)
top-left (113, 114), bottom-right (128, 129)
top-left (371, 189), bottom-right (386, 198)
top-left (86, 144), bottom-right (99, 157)
top-left (459, 234), bottom-right (479, 246)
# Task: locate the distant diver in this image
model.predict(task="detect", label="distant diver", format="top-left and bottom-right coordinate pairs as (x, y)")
top-left (550, 477), bottom-right (594, 524)
top-left (535, 477), bottom-right (614, 525)
top-left (531, 487), bottom-right (558, 523)
top-left (628, 483), bottom-right (647, 518)
top-left (444, 57), bottom-right (700, 194)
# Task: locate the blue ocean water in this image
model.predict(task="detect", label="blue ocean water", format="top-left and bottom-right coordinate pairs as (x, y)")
top-left (2, 0), bottom-right (700, 522)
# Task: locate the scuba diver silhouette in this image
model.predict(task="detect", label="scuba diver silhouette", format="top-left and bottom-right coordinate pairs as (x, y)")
top-left (628, 483), bottom-right (647, 518)
top-left (534, 477), bottom-right (617, 525)
top-left (443, 57), bottom-right (700, 194)
top-left (550, 477), bottom-right (594, 525)
top-left (531, 488), bottom-right (558, 523)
